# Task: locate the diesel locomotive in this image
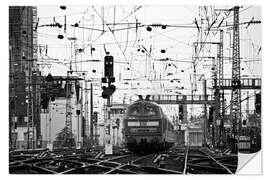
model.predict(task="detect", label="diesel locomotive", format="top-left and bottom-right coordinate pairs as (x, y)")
top-left (123, 96), bottom-right (177, 153)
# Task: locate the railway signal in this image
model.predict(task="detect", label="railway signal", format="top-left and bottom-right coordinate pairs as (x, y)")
top-left (104, 55), bottom-right (114, 78)
top-left (179, 105), bottom-right (184, 121)
top-left (93, 112), bottom-right (98, 124)
top-left (102, 84), bottom-right (116, 99)
top-left (255, 93), bottom-right (261, 115)
top-left (105, 124), bottom-right (110, 135)
top-left (102, 55), bottom-right (116, 99)
top-left (209, 106), bottom-right (214, 123)
top-left (116, 118), bottom-right (120, 128)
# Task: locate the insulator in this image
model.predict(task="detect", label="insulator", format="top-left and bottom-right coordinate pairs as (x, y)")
top-left (146, 26), bottom-right (152, 31)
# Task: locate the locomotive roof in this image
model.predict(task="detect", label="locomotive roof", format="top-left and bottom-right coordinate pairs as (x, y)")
top-left (128, 100), bottom-right (160, 107)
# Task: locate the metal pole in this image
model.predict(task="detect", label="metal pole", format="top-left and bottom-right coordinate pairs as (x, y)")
top-left (45, 108), bottom-right (48, 146)
top-left (49, 100), bottom-right (52, 146)
top-left (107, 95), bottom-right (111, 145)
top-left (84, 81), bottom-right (88, 146)
top-left (77, 112), bottom-right (80, 148)
top-left (31, 89), bottom-right (35, 149)
top-left (113, 127), bottom-right (115, 146)
top-left (90, 83), bottom-right (93, 145)
top-left (203, 79), bottom-right (207, 146)
top-left (81, 80), bottom-right (83, 144)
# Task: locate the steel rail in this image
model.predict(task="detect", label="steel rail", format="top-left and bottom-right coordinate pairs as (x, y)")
top-left (199, 150), bottom-right (233, 174)
top-left (183, 147), bottom-right (189, 174)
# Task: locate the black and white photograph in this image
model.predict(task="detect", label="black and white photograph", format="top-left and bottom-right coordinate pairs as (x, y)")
top-left (7, 3), bottom-right (262, 175)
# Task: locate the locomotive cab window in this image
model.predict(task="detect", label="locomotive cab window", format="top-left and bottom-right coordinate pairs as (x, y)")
top-left (127, 104), bottom-right (159, 116)
top-left (145, 106), bottom-right (158, 115)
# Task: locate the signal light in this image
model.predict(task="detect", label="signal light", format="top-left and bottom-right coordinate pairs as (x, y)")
top-left (116, 118), bottom-right (120, 127)
top-left (209, 106), bottom-right (214, 123)
top-left (102, 85), bottom-right (116, 99)
top-left (179, 105), bottom-right (184, 120)
top-left (255, 93), bottom-right (261, 114)
top-left (102, 77), bottom-right (107, 83)
top-left (108, 76), bottom-right (115, 83)
top-left (104, 55), bottom-right (114, 77)
top-left (109, 84), bottom-right (116, 92)
top-left (93, 112), bottom-right (98, 124)
top-left (105, 124), bottom-right (110, 135)
top-left (102, 92), bottom-right (108, 99)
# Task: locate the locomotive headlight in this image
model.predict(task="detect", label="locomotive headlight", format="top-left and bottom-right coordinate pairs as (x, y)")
top-left (127, 117), bottom-right (136, 119)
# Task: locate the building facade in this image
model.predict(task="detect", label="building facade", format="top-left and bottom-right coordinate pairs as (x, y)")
top-left (9, 6), bottom-right (41, 150)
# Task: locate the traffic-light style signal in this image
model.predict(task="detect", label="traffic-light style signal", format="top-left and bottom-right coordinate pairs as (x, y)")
top-left (93, 112), bottom-right (98, 124)
top-left (209, 106), bottom-right (214, 123)
top-left (255, 93), bottom-right (261, 115)
top-left (116, 118), bottom-right (120, 127)
top-left (104, 55), bottom-right (114, 77)
top-left (102, 85), bottom-right (116, 99)
top-left (106, 124), bottom-right (110, 135)
top-left (179, 105), bottom-right (184, 120)
top-left (102, 55), bottom-right (116, 99)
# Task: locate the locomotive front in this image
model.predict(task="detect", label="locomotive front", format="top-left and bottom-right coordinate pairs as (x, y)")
top-left (123, 101), bottom-right (165, 153)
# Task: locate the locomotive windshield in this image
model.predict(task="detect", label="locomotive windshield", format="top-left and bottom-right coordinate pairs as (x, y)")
top-left (127, 103), bottom-right (159, 116)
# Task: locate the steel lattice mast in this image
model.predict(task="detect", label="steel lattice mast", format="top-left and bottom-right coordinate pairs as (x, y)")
top-left (65, 71), bottom-right (73, 135)
top-left (230, 6), bottom-right (241, 139)
top-left (217, 29), bottom-right (225, 145)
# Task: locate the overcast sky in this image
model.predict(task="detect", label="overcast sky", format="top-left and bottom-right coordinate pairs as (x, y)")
top-left (37, 5), bottom-right (261, 115)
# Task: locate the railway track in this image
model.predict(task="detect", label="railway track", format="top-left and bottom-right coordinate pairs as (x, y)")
top-left (9, 147), bottom-right (237, 174)
top-left (183, 147), bottom-right (237, 174)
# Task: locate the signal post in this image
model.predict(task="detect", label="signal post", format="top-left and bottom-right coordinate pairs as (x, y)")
top-left (102, 55), bottom-right (116, 154)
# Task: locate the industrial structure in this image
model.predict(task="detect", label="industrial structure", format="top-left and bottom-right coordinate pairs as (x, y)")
top-left (9, 6), bottom-right (262, 174)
